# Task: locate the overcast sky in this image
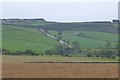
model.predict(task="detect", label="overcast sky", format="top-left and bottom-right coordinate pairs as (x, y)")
top-left (1, 2), bottom-right (118, 22)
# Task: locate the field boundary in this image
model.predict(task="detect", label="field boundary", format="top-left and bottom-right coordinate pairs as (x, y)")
top-left (24, 61), bottom-right (120, 63)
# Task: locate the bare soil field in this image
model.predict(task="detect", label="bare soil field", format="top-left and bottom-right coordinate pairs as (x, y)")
top-left (2, 56), bottom-right (119, 78)
top-left (2, 63), bottom-right (119, 78)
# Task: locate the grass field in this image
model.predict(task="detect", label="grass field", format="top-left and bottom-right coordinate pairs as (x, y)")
top-left (49, 30), bottom-right (118, 48)
top-left (2, 25), bottom-right (58, 53)
top-left (2, 55), bottom-right (119, 78)
top-left (2, 24), bottom-right (118, 56)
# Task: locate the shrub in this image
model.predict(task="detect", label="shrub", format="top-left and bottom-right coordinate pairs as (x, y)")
top-left (40, 53), bottom-right (43, 56)
top-left (15, 51), bottom-right (24, 55)
top-left (45, 49), bottom-right (58, 55)
top-left (24, 49), bottom-right (35, 55)
top-left (35, 53), bottom-right (39, 56)
top-left (2, 49), bottom-right (13, 55)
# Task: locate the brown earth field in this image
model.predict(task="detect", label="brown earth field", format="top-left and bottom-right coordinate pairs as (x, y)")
top-left (2, 56), bottom-right (119, 78)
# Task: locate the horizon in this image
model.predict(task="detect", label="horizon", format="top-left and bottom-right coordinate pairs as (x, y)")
top-left (1, 18), bottom-right (117, 23)
top-left (1, 2), bottom-right (118, 22)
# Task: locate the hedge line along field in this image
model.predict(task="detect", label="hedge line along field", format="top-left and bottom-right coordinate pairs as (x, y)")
top-left (49, 30), bottom-right (118, 48)
top-left (2, 25), bottom-right (58, 53)
top-left (2, 55), bottom-right (119, 78)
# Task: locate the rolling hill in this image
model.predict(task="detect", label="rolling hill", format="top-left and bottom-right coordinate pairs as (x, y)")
top-left (2, 24), bottom-right (58, 53)
top-left (2, 19), bottom-right (118, 55)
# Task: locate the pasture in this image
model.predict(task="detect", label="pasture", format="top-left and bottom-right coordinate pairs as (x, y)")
top-left (2, 23), bottom-right (118, 55)
top-left (49, 30), bottom-right (118, 48)
top-left (2, 25), bottom-right (58, 53)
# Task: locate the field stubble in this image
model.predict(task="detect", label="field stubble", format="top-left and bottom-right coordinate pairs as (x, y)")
top-left (2, 56), bottom-right (119, 78)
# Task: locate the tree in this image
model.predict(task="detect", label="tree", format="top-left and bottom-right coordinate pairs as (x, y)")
top-left (45, 49), bottom-right (58, 55)
top-left (99, 49), bottom-right (114, 58)
top-left (2, 49), bottom-right (12, 55)
top-left (71, 41), bottom-right (80, 53)
top-left (80, 32), bottom-right (83, 36)
top-left (105, 42), bottom-right (111, 48)
top-left (15, 51), bottom-right (24, 55)
top-left (57, 31), bottom-right (62, 36)
top-left (44, 29), bottom-right (48, 33)
top-left (24, 49), bottom-right (35, 55)
top-left (87, 53), bottom-right (92, 57)
top-left (57, 31), bottom-right (62, 40)
top-left (55, 44), bottom-right (64, 54)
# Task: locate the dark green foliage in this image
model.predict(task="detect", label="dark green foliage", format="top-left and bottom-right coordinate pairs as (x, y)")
top-left (98, 49), bottom-right (114, 58)
top-left (87, 54), bottom-right (92, 57)
top-left (40, 53), bottom-right (43, 56)
top-left (55, 45), bottom-right (64, 54)
top-left (71, 41), bottom-right (80, 53)
top-left (57, 31), bottom-right (62, 36)
top-left (15, 51), bottom-right (24, 55)
top-left (2, 49), bottom-right (13, 55)
top-left (45, 49), bottom-right (58, 55)
top-left (35, 53), bottom-right (39, 56)
top-left (85, 48), bottom-right (118, 58)
top-left (24, 49), bottom-right (35, 55)
top-left (105, 42), bottom-right (111, 48)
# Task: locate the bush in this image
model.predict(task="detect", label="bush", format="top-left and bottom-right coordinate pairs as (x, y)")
top-left (40, 53), bottom-right (43, 56)
top-left (99, 49), bottom-right (114, 58)
top-left (65, 54), bottom-right (69, 57)
top-left (45, 49), bottom-right (58, 55)
top-left (35, 53), bottom-right (39, 56)
top-left (24, 49), bottom-right (35, 55)
top-left (15, 51), bottom-right (24, 55)
top-left (2, 49), bottom-right (13, 55)
top-left (111, 56), bottom-right (116, 59)
top-left (87, 54), bottom-right (91, 57)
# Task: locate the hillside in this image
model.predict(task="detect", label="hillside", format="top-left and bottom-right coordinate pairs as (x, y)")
top-left (2, 19), bottom-right (118, 33)
top-left (49, 30), bottom-right (118, 48)
top-left (2, 24), bottom-right (58, 53)
top-left (2, 19), bottom-right (118, 56)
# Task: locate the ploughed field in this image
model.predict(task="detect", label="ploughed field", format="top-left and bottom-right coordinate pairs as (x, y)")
top-left (2, 55), bottom-right (119, 78)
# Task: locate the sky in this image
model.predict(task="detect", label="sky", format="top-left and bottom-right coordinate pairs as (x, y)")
top-left (0, 0), bottom-right (119, 22)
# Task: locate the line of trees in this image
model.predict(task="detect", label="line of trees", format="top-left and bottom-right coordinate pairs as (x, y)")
top-left (86, 49), bottom-right (118, 58)
top-left (2, 49), bottom-right (39, 56)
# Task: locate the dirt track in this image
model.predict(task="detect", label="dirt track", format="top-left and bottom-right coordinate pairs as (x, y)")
top-left (2, 63), bottom-right (119, 78)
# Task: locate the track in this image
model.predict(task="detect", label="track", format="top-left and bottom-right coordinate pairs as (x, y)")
top-left (25, 61), bottom-right (119, 63)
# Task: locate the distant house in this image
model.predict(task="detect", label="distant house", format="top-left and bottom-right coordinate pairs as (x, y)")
top-left (74, 32), bottom-right (80, 35)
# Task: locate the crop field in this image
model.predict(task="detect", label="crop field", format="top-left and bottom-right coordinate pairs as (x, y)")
top-left (2, 55), bottom-right (119, 78)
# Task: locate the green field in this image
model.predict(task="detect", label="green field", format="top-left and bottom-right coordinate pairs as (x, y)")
top-left (2, 24), bottom-right (118, 53)
top-left (49, 30), bottom-right (118, 48)
top-left (2, 25), bottom-right (58, 53)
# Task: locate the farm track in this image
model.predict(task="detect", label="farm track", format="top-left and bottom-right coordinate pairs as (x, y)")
top-left (25, 61), bottom-right (119, 63)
